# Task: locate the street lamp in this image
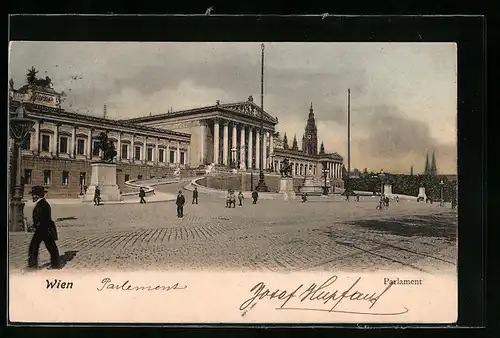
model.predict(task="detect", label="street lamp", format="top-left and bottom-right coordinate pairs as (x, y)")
top-left (379, 170), bottom-right (386, 196)
top-left (79, 173), bottom-right (84, 195)
top-left (256, 43), bottom-right (268, 192)
top-left (321, 161), bottom-right (329, 195)
top-left (9, 105), bottom-right (36, 232)
top-left (439, 179), bottom-right (445, 207)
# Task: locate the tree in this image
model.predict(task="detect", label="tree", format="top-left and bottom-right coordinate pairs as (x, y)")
top-left (319, 142), bottom-right (325, 154)
top-left (283, 133), bottom-right (289, 150)
top-left (26, 66), bottom-right (38, 85)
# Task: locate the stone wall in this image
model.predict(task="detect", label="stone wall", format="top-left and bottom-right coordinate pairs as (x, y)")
top-left (20, 156), bottom-right (182, 198)
top-left (203, 173), bottom-right (304, 193)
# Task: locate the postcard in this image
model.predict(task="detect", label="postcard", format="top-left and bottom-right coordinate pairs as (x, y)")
top-left (8, 41), bottom-right (458, 324)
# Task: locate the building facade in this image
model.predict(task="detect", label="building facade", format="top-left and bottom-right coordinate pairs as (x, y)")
top-left (9, 84), bottom-right (191, 198)
top-left (122, 96), bottom-right (279, 171)
top-left (9, 74), bottom-right (345, 197)
top-left (270, 104), bottom-right (344, 187)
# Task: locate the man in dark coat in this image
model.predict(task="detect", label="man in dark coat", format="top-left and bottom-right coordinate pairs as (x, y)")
top-left (251, 190), bottom-right (259, 204)
top-left (192, 187), bottom-right (198, 204)
top-left (93, 186), bottom-right (101, 206)
top-left (139, 187), bottom-right (146, 204)
top-left (28, 186), bottom-right (60, 269)
top-left (176, 190), bottom-right (186, 218)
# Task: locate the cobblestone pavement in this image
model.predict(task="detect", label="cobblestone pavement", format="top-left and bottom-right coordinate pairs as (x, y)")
top-left (9, 180), bottom-right (457, 274)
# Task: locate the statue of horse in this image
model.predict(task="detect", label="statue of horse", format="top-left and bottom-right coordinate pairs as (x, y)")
top-left (280, 158), bottom-right (293, 177)
top-left (95, 132), bottom-right (117, 162)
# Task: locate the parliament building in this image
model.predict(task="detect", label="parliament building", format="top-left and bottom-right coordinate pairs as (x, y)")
top-left (9, 72), bottom-right (344, 198)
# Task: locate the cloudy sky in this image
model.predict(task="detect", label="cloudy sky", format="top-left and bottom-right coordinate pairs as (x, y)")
top-left (9, 42), bottom-right (457, 174)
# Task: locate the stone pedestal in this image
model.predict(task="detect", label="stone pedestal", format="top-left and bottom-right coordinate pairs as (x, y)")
top-left (300, 176), bottom-right (324, 195)
top-left (84, 162), bottom-right (122, 202)
top-left (279, 177), bottom-right (296, 200)
top-left (383, 184), bottom-right (393, 198)
top-left (417, 187), bottom-right (427, 201)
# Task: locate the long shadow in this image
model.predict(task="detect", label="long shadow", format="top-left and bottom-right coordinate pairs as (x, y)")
top-left (41, 250), bottom-right (78, 269)
top-left (347, 213), bottom-right (457, 240)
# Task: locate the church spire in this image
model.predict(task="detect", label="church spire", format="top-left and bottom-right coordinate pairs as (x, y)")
top-left (431, 150), bottom-right (437, 175)
top-left (292, 134), bottom-right (299, 151)
top-left (424, 151), bottom-right (430, 175)
top-left (283, 133), bottom-right (289, 150)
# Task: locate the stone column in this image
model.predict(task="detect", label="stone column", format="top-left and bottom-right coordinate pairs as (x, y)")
top-left (262, 131), bottom-right (267, 169)
top-left (87, 129), bottom-right (93, 159)
top-left (223, 121), bottom-right (229, 165)
top-left (231, 122), bottom-right (237, 165)
top-left (255, 129), bottom-right (260, 170)
top-left (177, 141), bottom-right (181, 164)
top-left (130, 134), bottom-right (135, 161)
top-left (166, 141), bottom-right (170, 164)
top-left (200, 121), bottom-right (206, 165)
top-left (239, 125), bottom-right (246, 168)
top-left (117, 132), bottom-right (122, 162)
top-left (71, 125), bottom-right (76, 157)
top-left (155, 138), bottom-right (159, 165)
top-left (33, 120), bottom-right (40, 153)
top-left (143, 137), bottom-right (147, 163)
top-left (53, 123), bottom-right (60, 155)
top-left (269, 132), bottom-right (274, 157)
top-left (213, 119), bottom-right (220, 165)
top-left (247, 127), bottom-right (253, 169)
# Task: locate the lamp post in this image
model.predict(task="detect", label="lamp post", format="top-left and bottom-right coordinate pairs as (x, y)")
top-left (9, 105), bottom-right (36, 232)
top-left (79, 173), bottom-right (84, 195)
top-left (379, 170), bottom-right (386, 196)
top-left (439, 179), bottom-right (444, 207)
top-left (321, 161), bottom-right (329, 195)
top-left (256, 43), bottom-right (268, 192)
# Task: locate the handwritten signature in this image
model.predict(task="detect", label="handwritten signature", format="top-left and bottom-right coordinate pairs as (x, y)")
top-left (240, 275), bottom-right (408, 316)
top-left (97, 277), bottom-right (187, 292)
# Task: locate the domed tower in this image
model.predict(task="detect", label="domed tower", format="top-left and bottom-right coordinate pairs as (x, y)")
top-left (304, 102), bottom-right (318, 155)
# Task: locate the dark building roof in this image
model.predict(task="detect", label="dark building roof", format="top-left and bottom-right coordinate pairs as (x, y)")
top-left (121, 100), bottom-right (279, 125)
top-left (9, 101), bottom-right (191, 139)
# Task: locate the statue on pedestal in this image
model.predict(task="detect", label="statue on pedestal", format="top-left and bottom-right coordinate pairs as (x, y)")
top-left (94, 132), bottom-right (117, 163)
top-left (280, 158), bottom-right (293, 177)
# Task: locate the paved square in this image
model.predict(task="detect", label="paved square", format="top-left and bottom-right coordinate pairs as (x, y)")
top-left (9, 181), bottom-right (457, 274)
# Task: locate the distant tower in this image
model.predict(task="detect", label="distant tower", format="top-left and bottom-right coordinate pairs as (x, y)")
top-left (303, 102), bottom-right (318, 155)
top-left (424, 151), bottom-right (430, 175)
top-left (430, 151), bottom-right (437, 176)
top-left (291, 134), bottom-right (299, 151)
top-left (410, 165), bottom-right (414, 176)
top-left (301, 135), bottom-right (306, 152)
top-left (283, 133), bottom-right (289, 150)
top-left (103, 104), bottom-right (108, 119)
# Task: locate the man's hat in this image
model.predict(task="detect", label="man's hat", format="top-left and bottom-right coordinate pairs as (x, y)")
top-left (178, 190), bottom-right (182, 194)
top-left (29, 185), bottom-right (48, 195)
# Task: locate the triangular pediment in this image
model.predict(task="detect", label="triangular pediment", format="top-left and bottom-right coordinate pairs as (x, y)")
top-left (220, 101), bottom-right (278, 124)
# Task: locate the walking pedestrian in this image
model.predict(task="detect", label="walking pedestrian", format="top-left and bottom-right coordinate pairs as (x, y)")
top-left (93, 186), bottom-right (101, 206)
top-left (238, 191), bottom-right (244, 206)
top-left (139, 187), bottom-right (146, 204)
top-left (252, 189), bottom-right (259, 204)
top-left (176, 190), bottom-right (186, 218)
top-left (192, 187), bottom-right (199, 204)
top-left (301, 192), bottom-right (307, 202)
top-left (27, 186), bottom-right (60, 269)
top-left (356, 195), bottom-right (360, 202)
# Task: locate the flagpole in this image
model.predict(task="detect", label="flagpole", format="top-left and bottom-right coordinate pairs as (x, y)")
top-left (256, 43), bottom-right (268, 192)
